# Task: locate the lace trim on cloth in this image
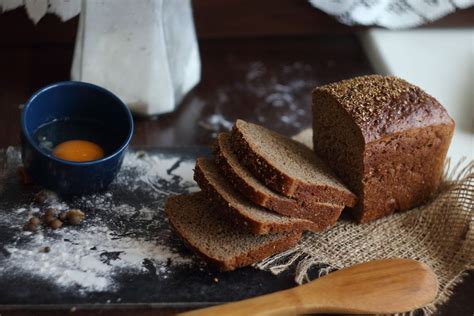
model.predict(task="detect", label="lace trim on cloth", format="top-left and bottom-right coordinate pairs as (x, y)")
top-left (0, 0), bottom-right (80, 24)
top-left (3, 0), bottom-right (473, 27)
top-left (308, 0), bottom-right (474, 29)
top-left (255, 129), bottom-right (474, 315)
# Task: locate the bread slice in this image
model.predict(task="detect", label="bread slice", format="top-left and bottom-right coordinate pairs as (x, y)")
top-left (231, 120), bottom-right (357, 207)
top-left (165, 192), bottom-right (302, 271)
top-left (213, 132), bottom-right (344, 229)
top-left (194, 158), bottom-right (317, 234)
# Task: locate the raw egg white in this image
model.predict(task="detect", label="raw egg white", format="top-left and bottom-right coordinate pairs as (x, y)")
top-left (53, 140), bottom-right (105, 162)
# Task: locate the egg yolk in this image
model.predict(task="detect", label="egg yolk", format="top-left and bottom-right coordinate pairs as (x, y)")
top-left (53, 140), bottom-right (105, 162)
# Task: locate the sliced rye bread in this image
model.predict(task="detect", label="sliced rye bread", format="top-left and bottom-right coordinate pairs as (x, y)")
top-left (165, 192), bottom-right (302, 271)
top-left (231, 119), bottom-right (357, 207)
top-left (213, 132), bottom-right (344, 229)
top-left (194, 158), bottom-right (317, 234)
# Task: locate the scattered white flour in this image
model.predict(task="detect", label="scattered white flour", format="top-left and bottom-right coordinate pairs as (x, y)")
top-left (116, 150), bottom-right (196, 194)
top-left (199, 113), bottom-right (234, 132)
top-left (0, 149), bottom-right (199, 294)
top-left (198, 61), bottom-right (317, 135)
top-left (3, 224), bottom-right (192, 293)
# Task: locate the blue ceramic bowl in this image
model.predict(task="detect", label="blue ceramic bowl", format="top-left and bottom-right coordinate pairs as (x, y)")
top-left (21, 81), bottom-right (134, 195)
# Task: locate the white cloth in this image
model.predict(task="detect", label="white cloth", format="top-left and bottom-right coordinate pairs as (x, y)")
top-left (308, 0), bottom-right (474, 29)
top-left (71, 0), bottom-right (201, 116)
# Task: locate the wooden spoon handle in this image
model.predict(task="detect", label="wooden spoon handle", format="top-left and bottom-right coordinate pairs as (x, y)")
top-left (179, 288), bottom-right (315, 316)
top-left (180, 259), bottom-right (438, 315)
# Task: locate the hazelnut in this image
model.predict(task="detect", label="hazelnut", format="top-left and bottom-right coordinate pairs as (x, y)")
top-left (49, 219), bottom-right (63, 230)
top-left (28, 216), bottom-right (41, 226)
top-left (33, 191), bottom-right (49, 204)
top-left (44, 214), bottom-right (56, 224)
top-left (44, 208), bottom-right (56, 217)
top-left (23, 223), bottom-right (37, 232)
top-left (68, 217), bottom-right (82, 226)
top-left (66, 209), bottom-right (85, 225)
top-left (33, 190), bottom-right (57, 204)
top-left (58, 212), bottom-right (67, 221)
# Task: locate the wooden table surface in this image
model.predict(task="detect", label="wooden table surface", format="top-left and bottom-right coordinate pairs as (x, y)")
top-left (0, 2), bottom-right (473, 315)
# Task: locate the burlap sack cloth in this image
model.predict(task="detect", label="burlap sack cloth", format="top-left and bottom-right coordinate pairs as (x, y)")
top-left (255, 129), bottom-right (474, 315)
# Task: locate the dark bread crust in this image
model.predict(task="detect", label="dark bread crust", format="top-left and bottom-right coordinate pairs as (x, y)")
top-left (312, 75), bottom-right (455, 223)
top-left (231, 121), bottom-right (357, 207)
top-left (213, 133), bottom-right (343, 229)
top-left (165, 193), bottom-right (302, 271)
top-left (313, 75), bottom-right (455, 143)
top-left (194, 158), bottom-right (316, 234)
top-left (356, 125), bottom-right (453, 222)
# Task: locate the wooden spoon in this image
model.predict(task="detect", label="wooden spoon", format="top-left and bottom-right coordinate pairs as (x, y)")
top-left (180, 258), bottom-right (438, 315)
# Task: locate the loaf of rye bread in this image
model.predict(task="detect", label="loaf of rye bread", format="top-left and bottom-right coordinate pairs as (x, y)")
top-left (194, 158), bottom-right (318, 234)
top-left (231, 119), bottom-right (357, 207)
top-left (213, 132), bottom-right (344, 229)
top-left (312, 75), bottom-right (455, 223)
top-left (165, 192), bottom-right (302, 271)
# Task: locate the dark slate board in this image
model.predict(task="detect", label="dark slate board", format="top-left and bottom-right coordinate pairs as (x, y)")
top-left (0, 147), bottom-right (297, 310)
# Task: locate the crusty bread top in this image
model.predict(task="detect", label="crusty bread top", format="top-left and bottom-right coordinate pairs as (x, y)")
top-left (165, 192), bottom-right (301, 270)
top-left (313, 75), bottom-right (455, 143)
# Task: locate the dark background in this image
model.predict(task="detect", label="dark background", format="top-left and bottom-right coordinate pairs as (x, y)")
top-left (0, 0), bottom-right (473, 315)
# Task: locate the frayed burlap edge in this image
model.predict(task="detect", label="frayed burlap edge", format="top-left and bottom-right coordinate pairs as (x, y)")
top-left (254, 130), bottom-right (474, 315)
